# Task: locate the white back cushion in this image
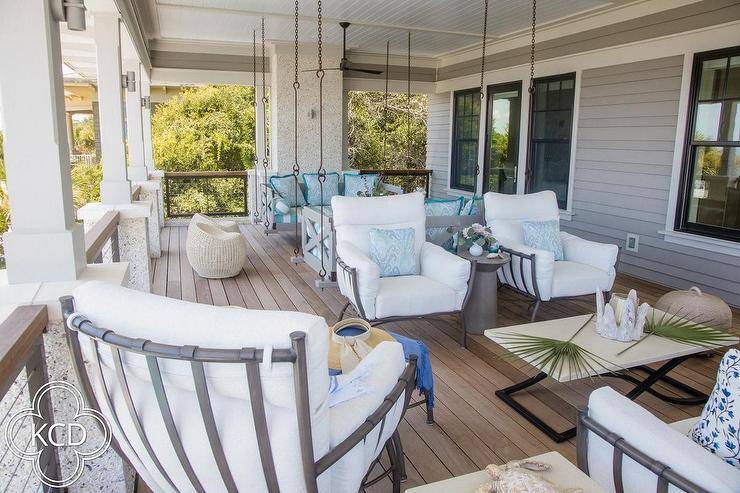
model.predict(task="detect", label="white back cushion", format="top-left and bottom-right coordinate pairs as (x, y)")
top-left (332, 192), bottom-right (426, 267)
top-left (484, 191), bottom-right (559, 244)
top-left (586, 386), bottom-right (740, 493)
top-left (72, 281), bottom-right (331, 493)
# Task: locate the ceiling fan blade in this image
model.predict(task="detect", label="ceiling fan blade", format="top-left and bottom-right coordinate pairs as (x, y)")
top-left (345, 67), bottom-right (384, 75)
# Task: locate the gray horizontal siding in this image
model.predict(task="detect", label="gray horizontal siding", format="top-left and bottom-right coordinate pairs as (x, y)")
top-left (566, 55), bottom-right (740, 307)
top-left (425, 92), bottom-right (452, 199)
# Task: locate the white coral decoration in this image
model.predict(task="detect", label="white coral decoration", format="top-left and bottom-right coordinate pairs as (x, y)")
top-left (474, 460), bottom-right (582, 493)
top-left (595, 289), bottom-right (648, 342)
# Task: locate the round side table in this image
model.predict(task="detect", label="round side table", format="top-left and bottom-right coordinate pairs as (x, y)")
top-left (457, 249), bottom-right (511, 334)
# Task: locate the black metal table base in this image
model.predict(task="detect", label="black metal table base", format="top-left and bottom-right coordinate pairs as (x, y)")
top-left (495, 355), bottom-right (709, 443)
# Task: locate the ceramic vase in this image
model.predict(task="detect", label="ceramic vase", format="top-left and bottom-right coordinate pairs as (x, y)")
top-left (469, 243), bottom-right (484, 256)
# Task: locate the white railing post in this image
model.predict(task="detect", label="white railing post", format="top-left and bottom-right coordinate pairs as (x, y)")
top-left (0, 0), bottom-right (86, 283)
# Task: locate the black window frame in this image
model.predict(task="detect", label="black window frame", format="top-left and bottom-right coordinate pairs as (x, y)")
top-left (483, 81), bottom-right (522, 194)
top-left (450, 87), bottom-right (482, 192)
top-left (675, 46), bottom-right (740, 242)
top-left (525, 72), bottom-right (577, 210)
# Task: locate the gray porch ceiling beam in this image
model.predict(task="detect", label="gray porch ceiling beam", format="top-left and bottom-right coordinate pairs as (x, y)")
top-left (114, 0), bottom-right (152, 72)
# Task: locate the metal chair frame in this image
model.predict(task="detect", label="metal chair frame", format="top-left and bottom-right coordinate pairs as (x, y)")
top-left (59, 295), bottom-right (417, 493)
top-left (576, 406), bottom-right (710, 493)
top-left (497, 246), bottom-right (622, 322)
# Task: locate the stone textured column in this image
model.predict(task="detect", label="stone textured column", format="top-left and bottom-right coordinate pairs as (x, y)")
top-left (78, 203), bottom-right (152, 292)
top-left (94, 13), bottom-right (131, 204)
top-left (0, 0), bottom-right (86, 283)
top-left (269, 44), bottom-right (343, 174)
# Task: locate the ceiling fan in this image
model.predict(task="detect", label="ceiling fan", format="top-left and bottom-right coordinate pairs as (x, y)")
top-left (306, 22), bottom-right (383, 75)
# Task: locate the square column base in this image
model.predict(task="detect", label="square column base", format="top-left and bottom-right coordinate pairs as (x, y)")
top-left (3, 225), bottom-right (86, 283)
top-left (78, 202), bottom-right (152, 292)
top-left (148, 170), bottom-right (165, 227)
top-left (133, 180), bottom-right (162, 258)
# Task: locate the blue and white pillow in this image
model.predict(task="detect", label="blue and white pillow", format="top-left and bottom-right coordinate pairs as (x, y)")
top-left (461, 196), bottom-right (483, 216)
top-left (522, 219), bottom-right (563, 260)
top-left (269, 174), bottom-right (306, 207)
top-left (344, 173), bottom-right (379, 197)
top-left (303, 172), bottom-right (340, 206)
top-left (368, 227), bottom-right (417, 278)
top-left (424, 197), bottom-right (463, 217)
top-left (690, 349), bottom-right (740, 468)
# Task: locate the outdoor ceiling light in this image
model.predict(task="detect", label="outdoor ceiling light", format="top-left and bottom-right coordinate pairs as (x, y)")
top-left (122, 71), bottom-right (136, 92)
top-left (51, 0), bottom-right (87, 32)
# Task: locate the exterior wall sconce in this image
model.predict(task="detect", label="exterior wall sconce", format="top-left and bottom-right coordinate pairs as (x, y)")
top-left (141, 96), bottom-right (151, 109)
top-left (51, 0), bottom-right (87, 31)
top-left (122, 71), bottom-right (136, 92)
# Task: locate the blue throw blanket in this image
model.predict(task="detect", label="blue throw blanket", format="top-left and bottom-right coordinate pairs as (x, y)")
top-left (328, 332), bottom-right (434, 408)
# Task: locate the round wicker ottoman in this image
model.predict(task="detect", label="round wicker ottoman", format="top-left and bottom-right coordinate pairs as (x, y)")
top-left (191, 213), bottom-right (240, 233)
top-left (186, 221), bottom-right (247, 279)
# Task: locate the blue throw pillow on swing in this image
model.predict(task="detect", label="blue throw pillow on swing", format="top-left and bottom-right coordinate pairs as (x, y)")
top-left (269, 174), bottom-right (306, 207)
top-left (343, 173), bottom-right (379, 197)
top-left (368, 227), bottom-right (417, 278)
top-left (303, 172), bottom-right (340, 206)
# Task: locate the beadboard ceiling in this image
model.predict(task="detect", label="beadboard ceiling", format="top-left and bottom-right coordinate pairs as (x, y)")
top-left (139, 0), bottom-right (633, 58)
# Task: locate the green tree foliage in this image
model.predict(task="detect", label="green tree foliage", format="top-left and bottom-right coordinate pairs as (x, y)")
top-left (152, 85), bottom-right (256, 172)
top-left (70, 162), bottom-right (103, 209)
top-left (0, 131), bottom-right (8, 248)
top-left (73, 117), bottom-right (96, 154)
top-left (347, 91), bottom-right (428, 168)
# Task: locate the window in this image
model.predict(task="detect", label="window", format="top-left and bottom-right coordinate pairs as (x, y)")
top-left (526, 73), bottom-right (576, 209)
top-left (484, 82), bottom-right (521, 194)
top-left (451, 88), bottom-right (481, 191)
top-left (677, 47), bottom-right (740, 241)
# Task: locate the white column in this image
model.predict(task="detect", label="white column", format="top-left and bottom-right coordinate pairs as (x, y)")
top-left (94, 13), bottom-right (131, 204)
top-left (66, 112), bottom-right (75, 155)
top-left (0, 0), bottom-right (86, 283)
top-left (141, 69), bottom-right (155, 172)
top-left (123, 59), bottom-right (147, 182)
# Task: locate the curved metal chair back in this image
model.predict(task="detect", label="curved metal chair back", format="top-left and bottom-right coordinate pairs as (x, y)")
top-left (60, 296), bottom-right (416, 493)
top-left (577, 408), bottom-right (710, 493)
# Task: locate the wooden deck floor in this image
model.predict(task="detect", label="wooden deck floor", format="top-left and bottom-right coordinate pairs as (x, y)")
top-left (152, 224), bottom-right (739, 491)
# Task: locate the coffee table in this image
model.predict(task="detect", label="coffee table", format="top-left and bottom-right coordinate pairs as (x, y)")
top-left (405, 451), bottom-right (605, 492)
top-left (485, 314), bottom-right (738, 443)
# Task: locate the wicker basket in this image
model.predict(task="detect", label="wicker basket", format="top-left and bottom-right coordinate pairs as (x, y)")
top-left (655, 286), bottom-right (733, 329)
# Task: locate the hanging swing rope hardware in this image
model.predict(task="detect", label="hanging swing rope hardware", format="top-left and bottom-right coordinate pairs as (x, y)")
top-left (528, 0), bottom-right (537, 95)
top-left (252, 29), bottom-right (260, 222)
top-left (260, 17), bottom-right (272, 234)
top-left (315, 0), bottom-right (328, 281)
top-left (290, 0), bottom-right (304, 263)
top-left (470, 0), bottom-right (489, 197)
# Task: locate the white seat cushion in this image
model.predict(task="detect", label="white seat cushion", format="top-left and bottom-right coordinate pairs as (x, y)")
top-left (550, 261), bottom-right (612, 298)
top-left (374, 275), bottom-right (456, 319)
top-left (670, 417), bottom-right (699, 435)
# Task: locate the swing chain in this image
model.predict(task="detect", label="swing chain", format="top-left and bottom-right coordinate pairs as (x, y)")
top-left (406, 32), bottom-right (411, 167)
top-left (252, 29), bottom-right (259, 220)
top-left (316, 0), bottom-right (326, 279)
top-left (529, 0), bottom-right (537, 95)
top-left (290, 1), bottom-right (302, 257)
top-left (479, 0), bottom-right (489, 100)
top-left (382, 40), bottom-right (389, 166)
top-left (261, 17), bottom-right (270, 231)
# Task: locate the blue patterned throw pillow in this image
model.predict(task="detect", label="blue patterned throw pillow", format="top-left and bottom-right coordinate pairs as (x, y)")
top-left (461, 196), bottom-right (483, 216)
top-left (368, 228), bottom-right (417, 278)
top-left (343, 173), bottom-right (379, 197)
top-left (424, 197), bottom-right (463, 217)
top-left (303, 172), bottom-right (340, 205)
top-left (522, 219), bottom-right (563, 260)
top-left (269, 174), bottom-right (306, 207)
top-left (690, 349), bottom-right (740, 468)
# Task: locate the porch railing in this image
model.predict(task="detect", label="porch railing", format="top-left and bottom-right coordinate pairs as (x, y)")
top-left (70, 153), bottom-right (97, 166)
top-left (163, 171), bottom-right (249, 218)
top-left (0, 305), bottom-right (59, 492)
top-left (85, 210), bottom-right (120, 263)
top-left (358, 168), bottom-right (433, 197)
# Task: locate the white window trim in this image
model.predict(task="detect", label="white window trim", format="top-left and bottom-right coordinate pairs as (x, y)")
top-left (662, 50), bottom-right (740, 257)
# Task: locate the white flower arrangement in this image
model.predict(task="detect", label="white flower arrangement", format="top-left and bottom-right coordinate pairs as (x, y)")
top-left (459, 223), bottom-right (497, 249)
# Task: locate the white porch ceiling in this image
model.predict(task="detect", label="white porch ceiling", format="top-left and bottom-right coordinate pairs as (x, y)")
top-left (144, 0), bottom-right (632, 57)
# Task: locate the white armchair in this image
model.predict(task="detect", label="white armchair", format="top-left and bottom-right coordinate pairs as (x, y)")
top-left (331, 192), bottom-right (472, 346)
top-left (578, 387), bottom-right (740, 493)
top-left (61, 281), bottom-right (416, 493)
top-left (484, 191), bottom-right (619, 321)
